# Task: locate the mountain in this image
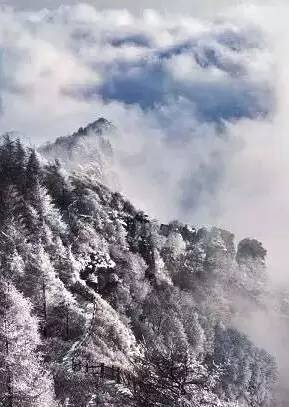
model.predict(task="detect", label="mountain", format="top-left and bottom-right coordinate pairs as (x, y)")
top-left (0, 127), bottom-right (283, 406)
top-left (40, 117), bottom-right (117, 186)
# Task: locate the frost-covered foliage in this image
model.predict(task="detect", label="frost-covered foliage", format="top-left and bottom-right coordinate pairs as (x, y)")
top-left (0, 280), bottom-right (57, 406)
top-left (0, 132), bottom-right (280, 406)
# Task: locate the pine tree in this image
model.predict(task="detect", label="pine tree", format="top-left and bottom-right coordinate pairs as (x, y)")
top-left (0, 280), bottom-right (57, 406)
top-left (132, 342), bottom-right (226, 407)
top-left (23, 245), bottom-right (84, 340)
top-left (44, 161), bottom-right (73, 212)
top-left (26, 150), bottom-right (42, 190)
top-left (12, 139), bottom-right (27, 189)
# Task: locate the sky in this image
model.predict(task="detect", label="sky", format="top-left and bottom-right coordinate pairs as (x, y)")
top-left (0, 0), bottom-right (288, 285)
top-left (0, 0), bottom-right (253, 16)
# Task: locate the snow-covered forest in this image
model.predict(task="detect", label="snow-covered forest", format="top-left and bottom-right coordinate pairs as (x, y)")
top-left (0, 119), bottom-right (288, 406)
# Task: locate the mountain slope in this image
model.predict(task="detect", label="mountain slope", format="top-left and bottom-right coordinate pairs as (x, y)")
top-left (0, 130), bottom-right (279, 406)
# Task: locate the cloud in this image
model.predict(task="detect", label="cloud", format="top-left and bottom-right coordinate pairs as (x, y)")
top-left (0, 0), bottom-right (253, 17)
top-left (82, 46), bottom-right (271, 122)
top-left (57, 6), bottom-right (271, 122)
top-left (0, 5), bottom-right (272, 138)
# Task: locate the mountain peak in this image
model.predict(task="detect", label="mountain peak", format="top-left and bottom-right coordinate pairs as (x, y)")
top-left (42, 117), bottom-right (113, 152)
top-left (39, 117), bottom-right (116, 185)
top-left (72, 117), bottom-right (113, 139)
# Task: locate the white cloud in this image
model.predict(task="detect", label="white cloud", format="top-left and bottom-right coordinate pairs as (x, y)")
top-left (0, 0), bottom-right (255, 17)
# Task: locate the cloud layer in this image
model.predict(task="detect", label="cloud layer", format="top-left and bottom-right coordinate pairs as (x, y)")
top-left (0, 2), bottom-right (288, 286)
top-left (0, 0), bottom-right (255, 16)
top-left (0, 4), bottom-right (272, 136)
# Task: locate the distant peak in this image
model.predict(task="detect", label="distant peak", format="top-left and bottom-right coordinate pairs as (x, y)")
top-left (39, 117), bottom-right (116, 185)
top-left (40, 117), bottom-right (114, 154)
top-left (93, 117), bottom-right (110, 126)
top-left (86, 117), bottom-right (112, 131)
top-left (72, 117), bottom-right (113, 139)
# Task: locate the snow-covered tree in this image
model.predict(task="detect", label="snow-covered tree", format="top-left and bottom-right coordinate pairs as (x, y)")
top-left (0, 280), bottom-right (57, 406)
top-left (131, 341), bottom-right (230, 407)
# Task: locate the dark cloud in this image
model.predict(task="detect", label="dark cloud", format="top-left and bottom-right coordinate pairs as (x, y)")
top-left (109, 34), bottom-right (151, 48)
top-left (70, 34), bottom-right (272, 122)
top-left (97, 70), bottom-right (270, 122)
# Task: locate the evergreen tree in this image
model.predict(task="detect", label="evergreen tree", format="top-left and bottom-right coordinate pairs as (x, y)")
top-left (0, 280), bottom-right (57, 406)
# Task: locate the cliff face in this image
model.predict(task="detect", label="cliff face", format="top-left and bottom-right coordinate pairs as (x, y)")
top-left (0, 128), bottom-right (278, 406)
